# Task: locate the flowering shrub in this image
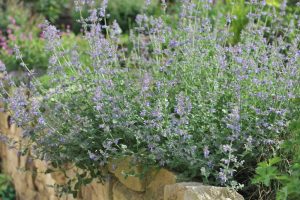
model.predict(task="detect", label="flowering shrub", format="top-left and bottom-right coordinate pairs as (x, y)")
top-left (0, 0), bottom-right (300, 199)
top-left (0, 1), bottom-right (47, 72)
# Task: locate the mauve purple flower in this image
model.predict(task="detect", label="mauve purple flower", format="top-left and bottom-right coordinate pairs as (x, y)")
top-left (8, 87), bottom-right (30, 126)
top-left (152, 105), bottom-right (163, 120)
top-left (169, 40), bottom-right (179, 48)
top-left (218, 169), bottom-right (228, 184)
top-left (30, 98), bottom-right (41, 116)
top-left (41, 21), bottom-right (61, 51)
top-left (207, 161), bottom-right (214, 169)
top-left (221, 158), bottom-right (230, 165)
top-left (203, 146), bottom-right (210, 158)
top-left (74, 0), bottom-right (95, 11)
top-left (182, 134), bottom-right (192, 141)
top-left (222, 144), bottom-right (232, 153)
top-left (88, 9), bottom-right (98, 22)
top-left (38, 117), bottom-right (46, 125)
top-left (175, 92), bottom-right (192, 116)
top-left (111, 20), bottom-right (122, 38)
top-left (264, 139), bottom-right (275, 145)
top-left (136, 14), bottom-right (145, 26)
top-left (99, 0), bottom-right (108, 17)
top-left (59, 137), bottom-right (66, 143)
top-left (141, 73), bottom-right (152, 92)
top-left (140, 109), bottom-right (146, 117)
top-left (88, 151), bottom-right (98, 161)
top-left (226, 15), bottom-right (232, 24)
top-left (225, 106), bottom-right (241, 135)
top-left (13, 45), bottom-right (22, 59)
top-left (148, 143), bottom-right (155, 151)
top-left (145, 0), bottom-right (151, 6)
top-left (235, 57), bottom-right (243, 64)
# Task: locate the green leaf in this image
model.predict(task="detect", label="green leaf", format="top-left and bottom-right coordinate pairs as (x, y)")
top-left (252, 158), bottom-right (281, 187)
top-left (268, 157), bottom-right (282, 166)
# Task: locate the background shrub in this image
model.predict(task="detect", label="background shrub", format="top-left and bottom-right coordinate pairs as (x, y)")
top-left (0, 0), bottom-right (46, 72)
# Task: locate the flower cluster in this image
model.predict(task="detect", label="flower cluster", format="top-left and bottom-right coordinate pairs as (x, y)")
top-left (0, 0), bottom-right (299, 197)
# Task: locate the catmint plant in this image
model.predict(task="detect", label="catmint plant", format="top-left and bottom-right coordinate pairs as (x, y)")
top-left (0, 0), bottom-right (299, 198)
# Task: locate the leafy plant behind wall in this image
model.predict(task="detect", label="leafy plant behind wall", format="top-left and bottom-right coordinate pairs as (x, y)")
top-left (252, 99), bottom-right (300, 200)
top-left (0, 174), bottom-right (15, 200)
